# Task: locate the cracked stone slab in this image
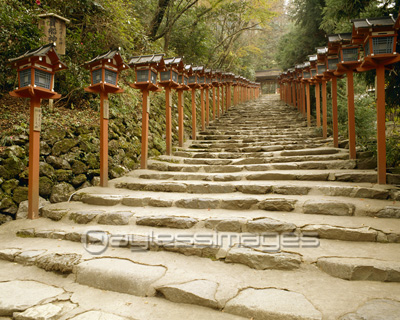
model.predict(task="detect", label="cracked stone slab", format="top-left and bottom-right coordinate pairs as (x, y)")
top-left (0, 249), bottom-right (21, 262)
top-left (175, 198), bottom-right (220, 209)
top-left (224, 288), bottom-right (322, 320)
top-left (69, 211), bottom-right (103, 224)
top-left (68, 311), bottom-right (129, 320)
top-left (301, 225), bottom-right (378, 242)
top-left (97, 211), bottom-right (133, 225)
top-left (205, 218), bottom-right (246, 232)
top-left (13, 303), bottom-right (62, 320)
top-left (375, 206), bottom-right (400, 219)
top-left (157, 280), bottom-right (219, 309)
top-left (75, 258), bottom-right (166, 296)
top-left (258, 198), bottom-right (296, 211)
top-left (80, 194), bottom-right (124, 206)
top-left (35, 253), bottom-right (81, 274)
top-left (0, 281), bottom-right (64, 316)
top-left (247, 217), bottom-right (296, 233)
top-left (317, 257), bottom-right (400, 282)
top-left (303, 200), bottom-right (355, 216)
top-left (135, 216), bottom-right (198, 229)
top-left (340, 299), bottom-right (400, 320)
top-left (225, 246), bottom-right (302, 270)
top-left (14, 250), bottom-right (47, 266)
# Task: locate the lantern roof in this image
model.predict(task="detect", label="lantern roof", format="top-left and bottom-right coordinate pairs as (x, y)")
top-left (192, 66), bottom-right (205, 75)
top-left (295, 63), bottom-right (304, 69)
top-left (204, 68), bottom-right (212, 75)
top-left (84, 48), bottom-right (128, 70)
top-left (308, 54), bottom-right (318, 62)
top-left (351, 16), bottom-right (395, 29)
top-left (164, 56), bottom-right (184, 70)
top-left (317, 47), bottom-right (328, 55)
top-left (38, 13), bottom-right (70, 23)
top-left (9, 42), bottom-right (67, 71)
top-left (184, 64), bottom-right (193, 76)
top-left (328, 33), bottom-right (352, 44)
top-left (128, 54), bottom-right (165, 69)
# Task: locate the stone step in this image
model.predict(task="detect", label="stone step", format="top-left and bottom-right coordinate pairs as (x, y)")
top-left (38, 201), bottom-right (400, 243)
top-left (117, 174), bottom-right (385, 193)
top-left (189, 142), bottom-right (327, 151)
top-left (69, 187), bottom-right (400, 217)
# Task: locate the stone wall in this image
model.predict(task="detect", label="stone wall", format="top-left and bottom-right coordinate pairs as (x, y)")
top-left (0, 90), bottom-right (204, 220)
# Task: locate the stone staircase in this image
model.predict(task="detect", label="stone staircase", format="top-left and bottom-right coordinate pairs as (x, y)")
top-left (1, 94), bottom-right (400, 320)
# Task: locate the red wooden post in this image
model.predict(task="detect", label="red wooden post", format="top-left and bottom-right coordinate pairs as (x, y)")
top-left (206, 87), bottom-right (210, 126)
top-left (217, 86), bottom-right (220, 117)
top-left (200, 88), bottom-right (205, 130)
top-left (331, 76), bottom-right (339, 147)
top-left (141, 90), bottom-right (150, 168)
top-left (212, 86), bottom-right (216, 120)
top-left (99, 91), bottom-right (109, 186)
top-left (315, 82), bottom-right (321, 127)
top-left (191, 88), bottom-right (196, 139)
top-left (28, 97), bottom-right (41, 219)
top-left (178, 90), bottom-right (184, 147)
top-left (165, 87), bottom-right (172, 155)
top-left (321, 80), bottom-right (328, 138)
top-left (306, 82), bottom-right (311, 126)
top-left (376, 65), bottom-right (386, 184)
top-left (346, 70), bottom-right (356, 159)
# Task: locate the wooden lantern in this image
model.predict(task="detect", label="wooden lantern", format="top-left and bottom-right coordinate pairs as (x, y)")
top-left (159, 57), bottom-right (183, 88)
top-left (308, 54), bottom-right (318, 79)
top-left (9, 42), bottom-right (67, 220)
top-left (84, 48), bottom-right (128, 94)
top-left (129, 54), bottom-right (165, 91)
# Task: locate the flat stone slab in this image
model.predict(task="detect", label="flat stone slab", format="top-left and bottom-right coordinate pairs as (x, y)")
top-left (317, 257), bottom-right (400, 282)
top-left (303, 200), bottom-right (355, 216)
top-left (14, 250), bottom-right (46, 266)
top-left (136, 216), bottom-right (198, 229)
top-left (68, 311), bottom-right (129, 320)
top-left (35, 253), bottom-right (81, 274)
top-left (14, 303), bottom-right (62, 320)
top-left (75, 258), bottom-right (166, 296)
top-left (247, 217), bottom-right (296, 233)
top-left (225, 246), bottom-right (302, 270)
top-left (340, 299), bottom-right (400, 320)
top-left (0, 281), bottom-right (64, 316)
top-left (301, 225), bottom-right (378, 242)
top-left (224, 288), bottom-right (322, 320)
top-left (157, 280), bottom-right (219, 309)
top-left (97, 211), bottom-right (133, 225)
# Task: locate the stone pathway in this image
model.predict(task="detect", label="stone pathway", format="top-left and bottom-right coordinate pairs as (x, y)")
top-left (0, 94), bottom-right (400, 319)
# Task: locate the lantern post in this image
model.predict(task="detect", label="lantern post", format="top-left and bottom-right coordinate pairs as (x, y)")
top-left (176, 64), bottom-right (190, 147)
top-left (129, 54), bottom-right (165, 169)
top-left (9, 43), bottom-right (67, 219)
top-left (352, 15), bottom-right (400, 184)
top-left (158, 57), bottom-right (183, 155)
top-left (213, 71), bottom-right (222, 118)
top-left (84, 48), bottom-right (128, 187)
top-left (301, 62), bottom-right (312, 126)
top-left (193, 66), bottom-right (206, 130)
top-left (204, 69), bottom-right (212, 126)
top-left (316, 47), bottom-right (329, 138)
top-left (326, 35), bottom-right (342, 148)
top-left (335, 33), bottom-right (361, 160)
top-left (187, 65), bottom-right (201, 139)
top-left (309, 54), bottom-right (321, 128)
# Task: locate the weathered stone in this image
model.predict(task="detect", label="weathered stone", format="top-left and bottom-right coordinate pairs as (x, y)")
top-left (317, 257), bottom-right (400, 282)
top-left (39, 176), bottom-right (54, 197)
top-left (65, 232), bottom-right (82, 242)
top-left (335, 173), bottom-right (377, 183)
top-left (70, 211), bottom-right (102, 224)
top-left (224, 288), bottom-right (322, 320)
top-left (71, 174), bottom-right (87, 187)
top-left (236, 185), bottom-right (272, 194)
top-left (220, 199), bottom-right (258, 210)
top-left (0, 214), bottom-right (12, 225)
top-left (121, 197), bottom-right (150, 207)
top-left (97, 211), bottom-right (133, 225)
top-left (247, 217), bottom-right (296, 233)
top-left (75, 258), bottom-right (166, 296)
top-left (175, 198), bottom-right (220, 209)
top-left (35, 253), bottom-right (81, 274)
top-left (41, 207), bottom-right (68, 221)
top-left (54, 169), bottom-right (73, 182)
top-left (303, 200), bottom-right (355, 216)
top-left (49, 183), bottom-right (75, 203)
top-left (136, 216), bottom-right (197, 229)
top-left (14, 250), bottom-right (46, 266)
top-left (226, 246), bottom-right (302, 270)
top-left (1, 179), bottom-right (19, 194)
top-left (272, 185), bottom-right (310, 195)
top-left (39, 162), bottom-right (55, 178)
top-left (354, 188), bottom-right (390, 200)
top-left (71, 160), bottom-right (87, 175)
top-left (148, 199), bottom-right (173, 207)
top-left (81, 194), bottom-right (123, 206)
top-left (296, 173), bottom-right (329, 181)
top-left (40, 141), bottom-right (52, 156)
top-left (246, 172), bottom-right (296, 180)
top-left (0, 281), bottom-right (63, 316)
top-left (186, 184), bottom-right (236, 194)
top-left (16, 229), bottom-right (35, 237)
top-left (375, 206), bottom-right (400, 219)
top-left (12, 187), bottom-right (28, 204)
top-left (258, 198), bottom-right (296, 211)
top-left (0, 248), bottom-right (21, 261)
top-left (205, 218), bottom-right (245, 232)
top-left (46, 155), bottom-right (71, 170)
top-left (14, 303), bottom-right (62, 320)
top-left (213, 174), bottom-right (242, 182)
top-left (340, 299), bottom-right (400, 320)
top-left (68, 311), bottom-right (129, 320)
top-left (157, 280), bottom-right (219, 309)
top-left (0, 196), bottom-right (17, 214)
top-left (302, 225), bottom-right (378, 242)
top-left (52, 139), bottom-right (78, 156)
top-left (16, 197), bottom-right (50, 219)
top-left (1, 157), bottom-right (25, 180)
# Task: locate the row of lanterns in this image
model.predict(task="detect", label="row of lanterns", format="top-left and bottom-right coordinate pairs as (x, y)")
top-left (278, 13), bottom-right (400, 185)
top-left (8, 44), bottom-right (261, 219)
